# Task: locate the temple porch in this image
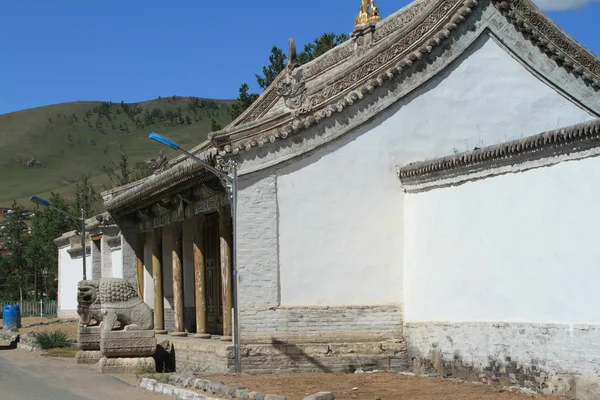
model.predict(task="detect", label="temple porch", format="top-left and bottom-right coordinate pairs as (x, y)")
top-left (126, 181), bottom-right (235, 343)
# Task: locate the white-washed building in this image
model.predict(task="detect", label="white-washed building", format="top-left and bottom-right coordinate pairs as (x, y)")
top-left (100, 0), bottom-right (600, 397)
top-left (54, 213), bottom-right (136, 318)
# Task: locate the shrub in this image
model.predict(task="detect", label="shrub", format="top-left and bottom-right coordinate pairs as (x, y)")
top-left (33, 330), bottom-right (71, 349)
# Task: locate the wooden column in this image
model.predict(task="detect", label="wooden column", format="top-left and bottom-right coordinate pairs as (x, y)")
top-left (152, 228), bottom-right (167, 334)
top-left (218, 207), bottom-right (233, 341)
top-left (193, 214), bottom-right (210, 339)
top-left (171, 222), bottom-right (187, 337)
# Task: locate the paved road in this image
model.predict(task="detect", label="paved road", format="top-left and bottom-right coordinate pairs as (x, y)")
top-left (0, 343), bottom-right (170, 400)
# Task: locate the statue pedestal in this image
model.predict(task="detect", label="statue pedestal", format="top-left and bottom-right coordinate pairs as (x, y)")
top-left (100, 329), bottom-right (157, 358)
top-left (77, 325), bottom-right (101, 350)
top-left (75, 350), bottom-right (103, 365)
top-left (98, 357), bottom-right (156, 374)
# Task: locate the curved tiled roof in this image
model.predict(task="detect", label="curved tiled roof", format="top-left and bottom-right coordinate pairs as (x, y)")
top-left (104, 0), bottom-right (600, 213)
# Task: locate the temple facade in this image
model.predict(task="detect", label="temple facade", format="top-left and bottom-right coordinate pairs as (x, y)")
top-left (98, 0), bottom-right (600, 397)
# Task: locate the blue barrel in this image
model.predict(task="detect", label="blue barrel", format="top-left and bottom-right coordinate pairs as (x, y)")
top-left (3, 305), bottom-right (21, 330)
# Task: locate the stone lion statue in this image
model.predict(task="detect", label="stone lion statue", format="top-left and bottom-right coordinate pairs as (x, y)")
top-left (77, 278), bottom-right (154, 332)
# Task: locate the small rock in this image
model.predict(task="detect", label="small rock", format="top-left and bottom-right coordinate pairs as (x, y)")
top-left (354, 369), bottom-right (364, 374)
top-left (264, 395), bottom-right (286, 400)
top-left (210, 382), bottom-right (227, 395)
top-left (352, 387), bottom-right (358, 391)
top-left (304, 392), bottom-right (335, 400)
top-left (249, 392), bottom-right (266, 400)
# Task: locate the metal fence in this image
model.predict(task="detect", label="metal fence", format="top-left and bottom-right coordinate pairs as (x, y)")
top-left (0, 300), bottom-right (57, 318)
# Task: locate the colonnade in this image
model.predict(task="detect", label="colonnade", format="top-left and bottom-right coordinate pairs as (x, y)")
top-left (137, 206), bottom-right (233, 340)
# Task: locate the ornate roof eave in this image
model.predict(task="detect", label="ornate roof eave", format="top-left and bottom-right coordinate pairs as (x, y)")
top-left (398, 118), bottom-right (600, 189)
top-left (223, 0), bottom-right (436, 131)
top-left (210, 0), bottom-right (479, 155)
top-left (496, 0), bottom-right (600, 88)
top-left (100, 139), bottom-right (215, 203)
top-left (103, 145), bottom-right (220, 214)
top-left (102, 0), bottom-right (600, 212)
top-left (226, 73), bottom-right (287, 129)
top-left (209, 0), bottom-right (600, 157)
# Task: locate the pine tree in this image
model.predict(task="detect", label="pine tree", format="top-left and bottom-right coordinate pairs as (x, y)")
top-left (0, 202), bottom-right (31, 300)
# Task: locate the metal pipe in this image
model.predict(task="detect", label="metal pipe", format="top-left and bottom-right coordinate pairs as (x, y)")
top-left (231, 162), bottom-right (241, 373)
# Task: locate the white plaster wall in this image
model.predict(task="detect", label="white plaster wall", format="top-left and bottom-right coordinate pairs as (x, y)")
top-left (276, 35), bottom-right (594, 307)
top-left (111, 248), bottom-right (123, 279)
top-left (404, 155), bottom-right (600, 323)
top-left (57, 246), bottom-right (91, 315)
top-left (143, 233), bottom-right (154, 307)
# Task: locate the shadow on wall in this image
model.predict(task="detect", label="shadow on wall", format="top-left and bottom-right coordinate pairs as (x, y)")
top-left (269, 338), bottom-right (333, 373)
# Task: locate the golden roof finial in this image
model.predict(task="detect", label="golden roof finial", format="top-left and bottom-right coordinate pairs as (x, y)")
top-left (355, 0), bottom-right (381, 27)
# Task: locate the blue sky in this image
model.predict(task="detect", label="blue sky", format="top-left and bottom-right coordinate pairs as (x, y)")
top-left (0, 0), bottom-right (597, 115)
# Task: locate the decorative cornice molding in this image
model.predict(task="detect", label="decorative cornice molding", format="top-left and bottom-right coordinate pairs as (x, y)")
top-left (398, 119), bottom-right (600, 188)
top-left (102, 0), bottom-right (600, 214)
top-left (213, 0), bottom-right (600, 157)
top-left (213, 0), bottom-right (479, 156)
top-left (373, 0), bottom-right (434, 43)
top-left (494, 0), bottom-right (600, 89)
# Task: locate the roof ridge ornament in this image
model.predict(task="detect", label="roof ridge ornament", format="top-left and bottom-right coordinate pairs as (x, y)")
top-left (355, 0), bottom-right (381, 27)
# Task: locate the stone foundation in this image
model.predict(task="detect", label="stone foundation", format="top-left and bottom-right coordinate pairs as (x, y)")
top-left (241, 340), bottom-right (408, 374)
top-left (75, 350), bottom-right (103, 365)
top-left (98, 356), bottom-right (156, 374)
top-left (100, 329), bottom-right (157, 357)
top-left (78, 326), bottom-right (101, 350)
top-left (405, 322), bottom-right (600, 400)
top-left (167, 337), bottom-right (408, 374)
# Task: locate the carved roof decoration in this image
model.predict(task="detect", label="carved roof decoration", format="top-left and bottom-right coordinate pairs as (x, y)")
top-left (398, 119), bottom-right (600, 187)
top-left (103, 0), bottom-right (600, 214)
top-left (210, 0), bottom-right (600, 157)
top-left (496, 1), bottom-right (600, 88)
top-left (226, 0), bottom-right (434, 129)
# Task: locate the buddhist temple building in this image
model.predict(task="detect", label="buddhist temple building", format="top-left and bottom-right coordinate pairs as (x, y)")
top-left (97, 0), bottom-right (600, 397)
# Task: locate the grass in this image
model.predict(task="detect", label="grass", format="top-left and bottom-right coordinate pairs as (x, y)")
top-left (32, 329), bottom-right (71, 349)
top-left (142, 373), bottom-right (173, 384)
top-left (41, 346), bottom-right (79, 358)
top-left (0, 96), bottom-right (234, 208)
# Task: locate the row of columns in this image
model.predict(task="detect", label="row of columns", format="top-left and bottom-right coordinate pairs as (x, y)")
top-left (145, 207), bottom-right (233, 340)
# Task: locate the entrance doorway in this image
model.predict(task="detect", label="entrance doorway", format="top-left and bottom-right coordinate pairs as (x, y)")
top-left (203, 212), bottom-right (223, 335)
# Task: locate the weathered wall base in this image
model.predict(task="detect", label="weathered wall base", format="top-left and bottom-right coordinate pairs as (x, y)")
top-left (170, 339), bottom-right (407, 374)
top-left (240, 340), bottom-right (407, 374)
top-left (405, 322), bottom-right (600, 400)
top-left (240, 305), bottom-right (403, 343)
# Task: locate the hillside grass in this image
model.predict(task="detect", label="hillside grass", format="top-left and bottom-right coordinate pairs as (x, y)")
top-left (0, 96), bottom-right (234, 208)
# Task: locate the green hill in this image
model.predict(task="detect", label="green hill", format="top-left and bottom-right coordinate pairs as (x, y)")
top-left (0, 96), bottom-right (234, 208)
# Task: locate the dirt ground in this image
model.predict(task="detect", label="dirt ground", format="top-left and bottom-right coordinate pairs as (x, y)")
top-left (204, 372), bottom-right (568, 400)
top-left (0, 316), bottom-right (79, 339)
